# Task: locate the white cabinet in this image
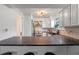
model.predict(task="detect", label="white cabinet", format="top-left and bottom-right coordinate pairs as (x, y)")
top-left (71, 4), bottom-right (78, 26)
top-left (78, 4), bottom-right (79, 25)
top-left (63, 6), bottom-right (71, 27)
top-left (55, 4), bottom-right (79, 27)
top-left (59, 11), bottom-right (64, 27)
top-left (68, 46), bottom-right (79, 55)
top-left (59, 4), bottom-right (79, 27)
top-left (54, 46), bottom-right (68, 55)
top-left (0, 46), bottom-right (67, 55)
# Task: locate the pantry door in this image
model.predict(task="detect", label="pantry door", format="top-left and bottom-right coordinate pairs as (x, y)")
top-left (16, 15), bottom-right (23, 37)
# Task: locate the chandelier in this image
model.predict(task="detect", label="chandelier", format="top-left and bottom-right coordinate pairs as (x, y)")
top-left (36, 9), bottom-right (48, 17)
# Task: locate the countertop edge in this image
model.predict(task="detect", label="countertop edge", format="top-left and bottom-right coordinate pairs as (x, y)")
top-left (0, 44), bottom-right (79, 46)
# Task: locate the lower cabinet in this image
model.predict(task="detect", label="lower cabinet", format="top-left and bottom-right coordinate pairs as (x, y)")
top-left (0, 46), bottom-right (68, 55)
top-left (67, 46), bottom-right (79, 55)
top-left (0, 46), bottom-right (79, 55)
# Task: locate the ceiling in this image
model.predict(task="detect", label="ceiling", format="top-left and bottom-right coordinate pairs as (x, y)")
top-left (4, 4), bottom-right (70, 17)
top-left (19, 8), bottom-right (62, 16)
top-left (5, 4), bottom-right (69, 8)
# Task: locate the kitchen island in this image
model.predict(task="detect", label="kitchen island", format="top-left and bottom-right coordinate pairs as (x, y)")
top-left (0, 35), bottom-right (79, 55)
top-left (0, 35), bottom-right (79, 46)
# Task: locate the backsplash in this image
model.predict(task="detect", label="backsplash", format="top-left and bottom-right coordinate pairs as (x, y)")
top-left (60, 27), bottom-right (79, 39)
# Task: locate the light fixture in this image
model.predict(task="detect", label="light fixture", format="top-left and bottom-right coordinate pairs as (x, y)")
top-left (36, 9), bottom-right (48, 16)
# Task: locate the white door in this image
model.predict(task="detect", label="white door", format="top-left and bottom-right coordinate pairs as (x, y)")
top-left (22, 16), bottom-right (32, 36)
top-left (16, 15), bottom-right (23, 38)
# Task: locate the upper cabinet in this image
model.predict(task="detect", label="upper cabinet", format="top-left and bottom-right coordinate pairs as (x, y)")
top-left (63, 6), bottom-right (71, 27)
top-left (78, 5), bottom-right (79, 25)
top-left (71, 4), bottom-right (78, 26)
top-left (59, 4), bottom-right (79, 27)
top-left (59, 11), bottom-right (64, 27)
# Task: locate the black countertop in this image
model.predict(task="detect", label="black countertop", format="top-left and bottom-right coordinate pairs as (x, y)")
top-left (0, 35), bottom-right (79, 46)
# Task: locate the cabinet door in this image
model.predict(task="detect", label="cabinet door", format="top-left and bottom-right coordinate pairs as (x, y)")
top-left (71, 4), bottom-right (78, 26)
top-left (68, 46), bottom-right (79, 55)
top-left (78, 5), bottom-right (79, 25)
top-left (63, 6), bottom-right (71, 27)
top-left (59, 11), bottom-right (64, 27)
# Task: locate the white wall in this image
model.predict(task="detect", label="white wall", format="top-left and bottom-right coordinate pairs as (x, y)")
top-left (22, 15), bottom-right (32, 36)
top-left (0, 5), bottom-right (23, 41)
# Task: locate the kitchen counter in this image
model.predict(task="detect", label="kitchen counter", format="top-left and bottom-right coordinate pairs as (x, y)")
top-left (0, 35), bottom-right (79, 46)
